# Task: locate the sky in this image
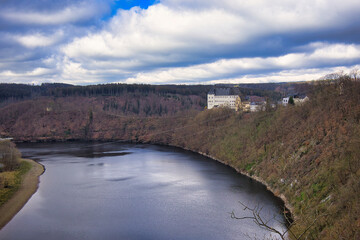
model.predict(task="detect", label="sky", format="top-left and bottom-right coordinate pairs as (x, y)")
top-left (0, 0), bottom-right (360, 85)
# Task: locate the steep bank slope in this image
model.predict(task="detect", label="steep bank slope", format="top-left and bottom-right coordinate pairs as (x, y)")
top-left (143, 79), bottom-right (359, 239)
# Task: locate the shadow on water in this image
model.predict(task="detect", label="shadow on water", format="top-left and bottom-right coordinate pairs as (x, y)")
top-left (76, 151), bottom-right (132, 158)
top-left (106, 176), bottom-right (135, 182)
top-left (18, 141), bottom-right (133, 159)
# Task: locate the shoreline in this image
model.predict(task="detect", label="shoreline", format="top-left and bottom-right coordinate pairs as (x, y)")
top-left (166, 143), bottom-right (294, 217)
top-left (13, 139), bottom-right (294, 220)
top-left (197, 151), bottom-right (293, 215)
top-left (15, 139), bottom-right (293, 212)
top-left (0, 159), bottom-right (44, 230)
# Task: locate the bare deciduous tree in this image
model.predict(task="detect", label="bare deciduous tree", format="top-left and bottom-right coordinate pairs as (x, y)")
top-left (230, 201), bottom-right (326, 240)
top-left (350, 68), bottom-right (359, 81)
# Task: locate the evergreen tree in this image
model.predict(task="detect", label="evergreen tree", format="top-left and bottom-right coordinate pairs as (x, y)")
top-left (289, 96), bottom-right (295, 105)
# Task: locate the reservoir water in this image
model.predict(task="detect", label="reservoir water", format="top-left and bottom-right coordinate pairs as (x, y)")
top-left (0, 142), bottom-right (286, 240)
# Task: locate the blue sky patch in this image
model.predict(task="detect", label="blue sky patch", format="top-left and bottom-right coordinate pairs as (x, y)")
top-left (113, 0), bottom-right (158, 10)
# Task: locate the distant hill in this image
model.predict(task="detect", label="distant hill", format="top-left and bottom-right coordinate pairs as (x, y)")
top-left (0, 83), bottom-right (210, 103)
top-left (0, 83), bottom-right (74, 102)
top-left (0, 82), bottom-right (309, 141)
top-left (0, 82), bottom-right (306, 105)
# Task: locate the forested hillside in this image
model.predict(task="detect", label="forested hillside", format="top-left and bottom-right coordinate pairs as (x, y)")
top-left (0, 78), bottom-right (359, 239)
top-left (0, 95), bottom-right (203, 140)
top-left (142, 77), bottom-right (359, 240)
top-left (0, 83), bottom-right (211, 103)
top-left (0, 83), bottom-right (282, 140)
top-left (0, 83), bottom-right (283, 108)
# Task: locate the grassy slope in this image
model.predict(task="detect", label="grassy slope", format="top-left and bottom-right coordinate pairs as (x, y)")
top-left (0, 160), bottom-right (31, 207)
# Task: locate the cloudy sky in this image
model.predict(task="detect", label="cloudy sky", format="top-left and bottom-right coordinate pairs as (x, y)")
top-left (1, 0), bottom-right (360, 85)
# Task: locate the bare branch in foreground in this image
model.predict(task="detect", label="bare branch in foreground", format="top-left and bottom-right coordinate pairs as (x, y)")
top-left (230, 201), bottom-right (327, 240)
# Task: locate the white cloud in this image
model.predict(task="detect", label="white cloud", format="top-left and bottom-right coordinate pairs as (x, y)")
top-left (310, 43), bottom-right (360, 60)
top-left (230, 66), bottom-right (360, 83)
top-left (203, 66), bottom-right (360, 84)
top-left (0, 68), bottom-right (54, 77)
top-left (45, 42), bottom-right (360, 85)
top-left (164, 0), bottom-right (360, 29)
top-left (124, 43), bottom-right (360, 84)
top-left (62, 5), bottom-right (249, 62)
top-left (13, 30), bottom-right (64, 48)
top-left (0, 67), bottom-right (56, 84)
top-left (57, 57), bottom-right (123, 84)
top-left (125, 66), bottom-right (360, 85)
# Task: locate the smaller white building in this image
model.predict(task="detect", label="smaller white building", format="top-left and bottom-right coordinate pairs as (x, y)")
top-left (0, 138), bottom-right (13, 142)
top-left (282, 97), bottom-right (289, 106)
top-left (207, 88), bottom-right (239, 110)
top-left (294, 96), bottom-right (309, 105)
top-left (250, 102), bottom-right (260, 112)
top-left (282, 96), bottom-right (309, 106)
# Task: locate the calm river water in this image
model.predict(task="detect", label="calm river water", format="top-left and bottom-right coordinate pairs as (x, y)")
top-left (0, 142), bottom-right (286, 240)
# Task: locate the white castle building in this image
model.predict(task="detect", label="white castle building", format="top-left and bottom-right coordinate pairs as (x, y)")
top-left (207, 88), bottom-right (239, 110)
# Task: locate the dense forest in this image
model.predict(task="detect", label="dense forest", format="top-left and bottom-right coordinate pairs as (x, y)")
top-left (0, 82), bottom-right (285, 105)
top-left (0, 83), bottom-right (211, 106)
top-left (0, 77), bottom-right (359, 239)
top-left (0, 83), bottom-right (283, 140)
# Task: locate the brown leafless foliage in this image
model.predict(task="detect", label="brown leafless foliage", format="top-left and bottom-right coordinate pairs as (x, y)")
top-left (0, 140), bottom-right (21, 171)
top-left (231, 201), bottom-right (327, 240)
